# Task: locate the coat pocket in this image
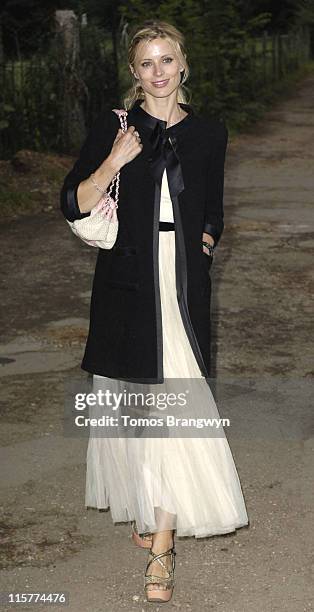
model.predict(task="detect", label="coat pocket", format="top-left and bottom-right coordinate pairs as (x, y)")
top-left (201, 249), bottom-right (213, 270)
top-left (200, 250), bottom-right (212, 296)
top-left (105, 245), bottom-right (139, 290)
top-left (114, 246), bottom-right (137, 257)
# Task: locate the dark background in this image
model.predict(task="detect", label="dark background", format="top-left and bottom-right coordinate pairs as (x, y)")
top-left (0, 0), bottom-right (314, 157)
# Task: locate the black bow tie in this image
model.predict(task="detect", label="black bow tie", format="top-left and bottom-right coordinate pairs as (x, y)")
top-left (148, 122), bottom-right (184, 197)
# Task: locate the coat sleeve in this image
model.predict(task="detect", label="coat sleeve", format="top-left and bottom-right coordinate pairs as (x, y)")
top-left (60, 110), bottom-right (119, 222)
top-left (203, 120), bottom-right (228, 248)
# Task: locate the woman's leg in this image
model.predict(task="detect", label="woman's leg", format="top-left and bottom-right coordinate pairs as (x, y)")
top-left (145, 507), bottom-right (176, 592)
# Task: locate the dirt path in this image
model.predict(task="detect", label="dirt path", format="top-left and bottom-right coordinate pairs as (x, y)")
top-left (0, 75), bottom-right (313, 611)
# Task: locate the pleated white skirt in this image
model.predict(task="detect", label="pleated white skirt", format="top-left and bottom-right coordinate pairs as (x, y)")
top-left (85, 227), bottom-right (249, 538)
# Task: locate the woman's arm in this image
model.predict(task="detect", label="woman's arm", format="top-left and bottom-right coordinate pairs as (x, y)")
top-left (60, 111), bottom-right (119, 222)
top-left (203, 120), bottom-right (228, 249)
top-left (60, 111), bottom-right (142, 222)
top-left (76, 155), bottom-right (120, 215)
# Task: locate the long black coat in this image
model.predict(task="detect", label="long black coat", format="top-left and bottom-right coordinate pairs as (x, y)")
top-left (60, 98), bottom-right (228, 383)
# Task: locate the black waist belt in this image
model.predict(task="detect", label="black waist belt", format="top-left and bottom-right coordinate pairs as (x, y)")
top-left (159, 221), bottom-right (175, 231)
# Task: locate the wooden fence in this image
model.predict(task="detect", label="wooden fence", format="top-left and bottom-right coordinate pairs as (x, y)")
top-left (248, 25), bottom-right (311, 89)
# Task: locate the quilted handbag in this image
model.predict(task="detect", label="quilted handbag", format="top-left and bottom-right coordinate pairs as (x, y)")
top-left (67, 108), bottom-right (128, 249)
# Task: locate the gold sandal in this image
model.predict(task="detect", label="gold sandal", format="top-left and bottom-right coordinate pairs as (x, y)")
top-left (131, 520), bottom-right (152, 549)
top-left (144, 545), bottom-right (176, 603)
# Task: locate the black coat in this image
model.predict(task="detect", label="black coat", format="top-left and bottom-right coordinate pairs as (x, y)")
top-left (60, 98), bottom-right (228, 383)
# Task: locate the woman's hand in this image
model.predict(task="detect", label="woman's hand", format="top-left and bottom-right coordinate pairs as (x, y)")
top-left (106, 126), bottom-right (143, 173)
top-left (76, 126), bottom-right (142, 214)
top-left (202, 232), bottom-right (215, 255)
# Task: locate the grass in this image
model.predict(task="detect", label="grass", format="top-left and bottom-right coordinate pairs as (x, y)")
top-left (0, 185), bottom-right (34, 215)
top-left (0, 154), bottom-right (72, 218)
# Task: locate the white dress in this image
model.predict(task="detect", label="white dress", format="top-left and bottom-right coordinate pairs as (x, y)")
top-left (85, 169), bottom-right (249, 538)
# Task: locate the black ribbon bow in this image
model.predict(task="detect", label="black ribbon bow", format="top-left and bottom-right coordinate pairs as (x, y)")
top-left (148, 121), bottom-right (184, 198)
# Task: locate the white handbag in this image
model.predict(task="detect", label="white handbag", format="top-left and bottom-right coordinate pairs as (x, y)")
top-left (67, 109), bottom-right (128, 249)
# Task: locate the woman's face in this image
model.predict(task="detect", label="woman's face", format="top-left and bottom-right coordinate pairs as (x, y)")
top-left (131, 37), bottom-right (184, 99)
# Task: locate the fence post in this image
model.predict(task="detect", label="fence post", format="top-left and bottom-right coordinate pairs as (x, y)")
top-left (297, 30), bottom-right (301, 68)
top-left (55, 9), bottom-right (86, 153)
top-left (304, 25), bottom-right (311, 61)
top-left (271, 34), bottom-right (277, 80)
top-left (0, 16), bottom-right (3, 66)
top-left (291, 30), bottom-right (296, 70)
top-left (262, 31), bottom-right (268, 86)
top-left (250, 38), bottom-right (257, 94)
top-left (278, 34), bottom-right (283, 77)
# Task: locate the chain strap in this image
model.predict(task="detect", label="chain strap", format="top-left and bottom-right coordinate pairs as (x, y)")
top-left (90, 109), bottom-right (128, 210)
top-left (107, 109), bottom-right (128, 207)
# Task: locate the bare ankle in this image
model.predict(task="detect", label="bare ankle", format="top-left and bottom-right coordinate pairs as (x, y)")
top-left (151, 530), bottom-right (174, 552)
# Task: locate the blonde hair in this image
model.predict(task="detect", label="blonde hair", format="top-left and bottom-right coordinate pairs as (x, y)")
top-left (123, 19), bottom-right (191, 110)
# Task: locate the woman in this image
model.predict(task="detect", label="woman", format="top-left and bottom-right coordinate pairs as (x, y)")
top-left (60, 19), bottom-right (249, 604)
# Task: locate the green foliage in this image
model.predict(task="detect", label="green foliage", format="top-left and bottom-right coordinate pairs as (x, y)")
top-left (0, 0), bottom-right (313, 156)
top-left (0, 103), bottom-right (15, 130)
top-left (119, 0), bottom-right (274, 126)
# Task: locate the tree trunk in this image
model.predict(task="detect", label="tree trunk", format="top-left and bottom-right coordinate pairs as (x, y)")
top-left (0, 16), bottom-right (4, 65)
top-left (55, 9), bottom-right (86, 153)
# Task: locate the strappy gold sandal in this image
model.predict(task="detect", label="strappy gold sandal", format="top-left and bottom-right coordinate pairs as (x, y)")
top-left (131, 520), bottom-right (152, 549)
top-left (144, 545), bottom-right (176, 603)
